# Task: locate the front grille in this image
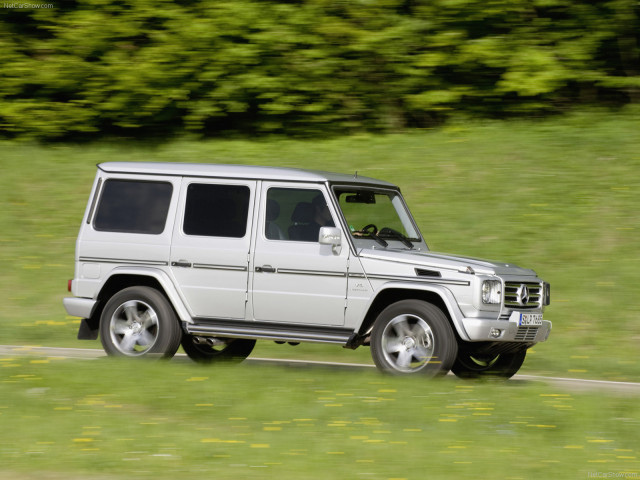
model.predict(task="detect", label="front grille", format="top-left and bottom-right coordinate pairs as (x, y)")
top-left (504, 281), bottom-right (543, 309)
top-left (515, 326), bottom-right (539, 342)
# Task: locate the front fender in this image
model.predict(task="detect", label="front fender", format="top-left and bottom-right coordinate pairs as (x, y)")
top-left (362, 281), bottom-right (472, 341)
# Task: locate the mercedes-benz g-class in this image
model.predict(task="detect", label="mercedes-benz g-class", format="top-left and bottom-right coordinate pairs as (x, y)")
top-left (64, 162), bottom-right (551, 378)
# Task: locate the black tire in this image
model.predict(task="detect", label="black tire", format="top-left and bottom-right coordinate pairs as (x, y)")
top-left (370, 300), bottom-right (458, 377)
top-left (99, 286), bottom-right (182, 358)
top-left (451, 349), bottom-right (527, 379)
top-left (181, 335), bottom-right (256, 364)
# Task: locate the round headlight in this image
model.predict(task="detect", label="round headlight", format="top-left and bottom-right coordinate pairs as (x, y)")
top-left (482, 280), bottom-right (502, 304)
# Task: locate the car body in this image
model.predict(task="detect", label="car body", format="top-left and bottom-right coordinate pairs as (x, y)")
top-left (64, 162), bottom-right (551, 377)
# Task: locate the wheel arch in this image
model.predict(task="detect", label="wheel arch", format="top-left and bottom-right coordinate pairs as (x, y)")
top-left (84, 268), bottom-right (191, 338)
top-left (356, 283), bottom-right (470, 342)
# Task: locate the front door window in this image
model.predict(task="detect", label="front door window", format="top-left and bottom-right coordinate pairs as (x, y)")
top-left (265, 187), bottom-right (334, 242)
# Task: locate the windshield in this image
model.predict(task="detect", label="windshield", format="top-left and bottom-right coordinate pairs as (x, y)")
top-left (334, 187), bottom-right (421, 247)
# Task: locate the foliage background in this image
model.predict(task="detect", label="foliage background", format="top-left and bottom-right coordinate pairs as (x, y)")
top-left (1, 0), bottom-right (639, 140)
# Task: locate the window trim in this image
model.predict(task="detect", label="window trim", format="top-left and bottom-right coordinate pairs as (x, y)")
top-left (86, 178), bottom-right (102, 225)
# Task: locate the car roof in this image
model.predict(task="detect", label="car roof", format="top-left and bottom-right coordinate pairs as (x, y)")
top-left (98, 162), bottom-right (396, 187)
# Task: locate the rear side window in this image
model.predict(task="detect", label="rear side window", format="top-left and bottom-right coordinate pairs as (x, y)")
top-left (183, 183), bottom-right (250, 238)
top-left (94, 180), bottom-right (173, 234)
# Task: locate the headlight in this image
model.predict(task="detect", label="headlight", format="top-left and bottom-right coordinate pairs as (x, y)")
top-left (482, 280), bottom-right (502, 304)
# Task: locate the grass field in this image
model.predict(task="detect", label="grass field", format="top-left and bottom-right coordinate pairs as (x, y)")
top-left (1, 357), bottom-right (639, 480)
top-left (1, 108), bottom-right (639, 379)
top-left (1, 109), bottom-right (639, 479)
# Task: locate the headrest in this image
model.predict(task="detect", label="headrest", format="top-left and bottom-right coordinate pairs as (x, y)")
top-left (266, 199), bottom-right (280, 221)
top-left (291, 202), bottom-right (314, 223)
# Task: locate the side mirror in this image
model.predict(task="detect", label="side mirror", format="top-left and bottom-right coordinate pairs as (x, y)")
top-left (318, 227), bottom-right (342, 254)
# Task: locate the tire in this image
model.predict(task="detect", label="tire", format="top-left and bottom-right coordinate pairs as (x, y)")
top-left (370, 300), bottom-right (458, 377)
top-left (100, 286), bottom-right (182, 358)
top-left (181, 335), bottom-right (256, 363)
top-left (451, 349), bottom-right (527, 379)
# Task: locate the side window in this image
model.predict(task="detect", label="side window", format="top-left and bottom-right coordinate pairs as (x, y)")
top-left (184, 183), bottom-right (250, 238)
top-left (94, 180), bottom-right (173, 234)
top-left (265, 188), bottom-right (334, 242)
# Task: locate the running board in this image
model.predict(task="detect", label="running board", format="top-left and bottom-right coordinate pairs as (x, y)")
top-left (185, 319), bottom-right (354, 345)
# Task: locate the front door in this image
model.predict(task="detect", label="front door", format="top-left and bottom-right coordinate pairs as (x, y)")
top-left (251, 183), bottom-right (349, 326)
top-left (170, 178), bottom-right (256, 319)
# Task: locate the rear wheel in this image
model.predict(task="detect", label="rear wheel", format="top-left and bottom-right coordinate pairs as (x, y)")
top-left (451, 349), bottom-right (527, 379)
top-left (181, 335), bottom-right (256, 363)
top-left (100, 286), bottom-right (182, 358)
top-left (370, 300), bottom-right (457, 377)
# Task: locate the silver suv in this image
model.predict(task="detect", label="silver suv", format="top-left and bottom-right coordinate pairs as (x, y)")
top-left (64, 162), bottom-right (551, 378)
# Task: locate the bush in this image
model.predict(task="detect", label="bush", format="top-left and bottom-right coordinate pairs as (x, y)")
top-left (0, 0), bottom-right (638, 139)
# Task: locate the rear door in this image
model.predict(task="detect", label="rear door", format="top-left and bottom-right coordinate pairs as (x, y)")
top-left (170, 178), bottom-right (256, 319)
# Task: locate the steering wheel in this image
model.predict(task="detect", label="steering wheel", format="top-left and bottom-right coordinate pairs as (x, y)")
top-left (361, 224), bottom-right (378, 235)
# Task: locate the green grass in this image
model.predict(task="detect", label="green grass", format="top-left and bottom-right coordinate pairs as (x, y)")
top-left (1, 357), bottom-right (639, 480)
top-left (1, 108), bottom-right (640, 379)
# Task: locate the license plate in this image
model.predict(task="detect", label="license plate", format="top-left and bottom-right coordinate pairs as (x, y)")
top-left (519, 313), bottom-right (543, 326)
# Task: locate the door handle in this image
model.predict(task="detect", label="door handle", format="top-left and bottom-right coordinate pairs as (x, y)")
top-left (171, 260), bottom-right (192, 268)
top-left (255, 265), bottom-right (276, 273)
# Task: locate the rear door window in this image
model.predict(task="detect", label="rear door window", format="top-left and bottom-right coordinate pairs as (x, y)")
top-left (183, 183), bottom-right (251, 238)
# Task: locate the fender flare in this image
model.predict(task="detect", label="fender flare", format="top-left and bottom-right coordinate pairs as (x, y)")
top-left (362, 281), bottom-right (471, 341)
top-left (98, 266), bottom-right (192, 322)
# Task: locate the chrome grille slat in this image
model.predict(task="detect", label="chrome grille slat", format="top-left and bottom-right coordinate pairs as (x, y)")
top-left (504, 281), bottom-right (543, 309)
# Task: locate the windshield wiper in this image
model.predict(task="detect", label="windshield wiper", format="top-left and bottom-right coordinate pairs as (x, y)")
top-left (379, 227), bottom-right (414, 249)
top-left (366, 232), bottom-right (388, 248)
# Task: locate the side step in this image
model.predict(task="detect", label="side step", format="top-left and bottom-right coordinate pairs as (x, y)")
top-left (185, 319), bottom-right (354, 345)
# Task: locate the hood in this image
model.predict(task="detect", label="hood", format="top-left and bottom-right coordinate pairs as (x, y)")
top-left (359, 248), bottom-right (537, 277)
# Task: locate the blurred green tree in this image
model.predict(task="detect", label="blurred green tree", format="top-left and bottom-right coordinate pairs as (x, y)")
top-left (0, 0), bottom-right (637, 139)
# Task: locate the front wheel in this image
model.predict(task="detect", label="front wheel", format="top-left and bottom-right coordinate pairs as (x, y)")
top-left (100, 286), bottom-right (182, 358)
top-left (181, 335), bottom-right (256, 363)
top-left (451, 349), bottom-right (527, 379)
top-left (370, 300), bottom-right (457, 377)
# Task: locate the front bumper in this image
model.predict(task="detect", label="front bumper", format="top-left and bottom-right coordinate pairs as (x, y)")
top-left (461, 314), bottom-right (552, 343)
